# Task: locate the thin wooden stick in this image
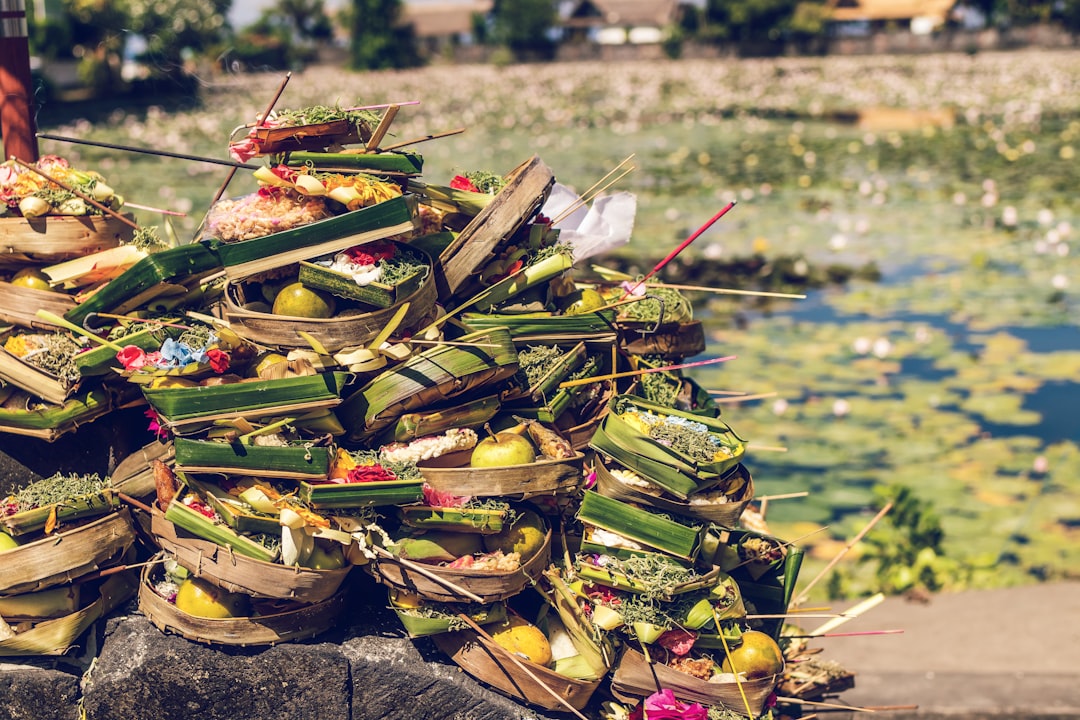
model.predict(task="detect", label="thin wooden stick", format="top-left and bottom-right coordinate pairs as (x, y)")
top-left (35, 310), bottom-right (124, 351)
top-left (711, 391), bottom-right (778, 403)
top-left (551, 164), bottom-right (635, 226)
top-left (407, 339), bottom-right (500, 348)
top-left (70, 556), bottom-right (169, 585)
top-left (785, 629), bottom-right (904, 638)
top-left (707, 390), bottom-right (749, 396)
top-left (36, 132), bottom-right (259, 169)
top-left (365, 104), bottom-right (399, 151)
top-left (116, 491), bottom-right (154, 515)
top-left (550, 153), bottom-right (635, 226)
top-left (712, 604), bottom-right (756, 718)
top-left (808, 593), bottom-right (885, 636)
top-left (212, 72), bottom-right (291, 205)
top-left (10, 157), bottom-right (138, 229)
top-left (755, 491), bottom-right (810, 502)
top-left (85, 312), bottom-right (194, 331)
top-left (455, 613), bottom-right (590, 720)
top-left (794, 503), bottom-right (894, 605)
top-left (746, 443), bottom-right (788, 453)
top-left (558, 354), bottom-right (736, 390)
top-left (621, 201), bottom-right (737, 299)
top-left (380, 127), bottom-right (465, 152)
top-left (121, 201), bottom-right (187, 216)
top-left (646, 282), bottom-right (807, 300)
top-left (774, 696), bottom-right (878, 713)
top-left (371, 546), bottom-right (484, 603)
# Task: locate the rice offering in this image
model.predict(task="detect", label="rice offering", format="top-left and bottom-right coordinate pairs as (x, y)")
top-left (203, 191), bottom-right (333, 243)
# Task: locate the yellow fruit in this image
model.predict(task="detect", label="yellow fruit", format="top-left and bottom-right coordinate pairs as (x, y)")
top-left (390, 590), bottom-right (424, 610)
top-left (470, 432), bottom-right (535, 468)
top-left (720, 630), bottom-right (784, 679)
top-left (301, 542), bottom-right (346, 570)
top-left (9, 268), bottom-right (54, 292)
top-left (421, 530), bottom-right (484, 558)
top-left (252, 351), bottom-right (288, 378)
top-left (482, 508), bottom-right (546, 558)
top-left (174, 577), bottom-right (251, 619)
top-left (490, 615), bottom-right (553, 666)
top-left (271, 282), bottom-right (336, 318)
top-left (0, 530), bottom-right (20, 553)
top-left (562, 288), bottom-right (605, 315)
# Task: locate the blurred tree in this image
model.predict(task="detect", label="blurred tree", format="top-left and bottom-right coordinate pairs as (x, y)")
top-left (1060, 0), bottom-right (1080, 32)
top-left (348, 0), bottom-right (418, 69)
top-left (125, 0), bottom-right (233, 75)
top-left (268, 0), bottom-right (334, 42)
top-left (490, 0), bottom-right (557, 60)
top-left (704, 0), bottom-right (800, 43)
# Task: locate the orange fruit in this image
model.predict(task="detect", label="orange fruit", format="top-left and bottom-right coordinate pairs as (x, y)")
top-left (720, 629), bottom-right (784, 678)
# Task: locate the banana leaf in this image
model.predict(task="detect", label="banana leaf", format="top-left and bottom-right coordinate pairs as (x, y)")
top-left (184, 476), bottom-right (281, 536)
top-left (710, 527), bottom-right (803, 641)
top-left (377, 394), bottom-right (501, 445)
top-left (407, 231), bottom-right (457, 259)
top-left (337, 328), bottom-right (518, 443)
top-left (0, 387), bottom-right (114, 441)
top-left (162, 492), bottom-right (277, 563)
top-left (143, 371), bottom-right (351, 423)
top-left (577, 491), bottom-right (703, 562)
top-left (594, 394), bottom-right (745, 484)
top-left (574, 557), bottom-right (723, 601)
top-left (64, 242), bottom-right (223, 326)
top-left (173, 436), bottom-right (332, 479)
top-left (465, 251), bottom-right (575, 313)
top-left (279, 150), bottom-right (423, 175)
top-left (590, 423), bottom-right (701, 499)
top-left (74, 325), bottom-right (168, 377)
top-left (391, 596), bottom-right (506, 638)
top-left (0, 345), bottom-right (79, 406)
top-left (298, 478), bottom-right (424, 509)
top-left (398, 504), bottom-right (509, 534)
top-left (1, 489), bottom-right (119, 537)
top-left (208, 194), bottom-right (418, 280)
top-left (408, 179), bottom-right (494, 217)
top-left (459, 310), bottom-right (617, 340)
top-left (297, 242), bottom-right (430, 309)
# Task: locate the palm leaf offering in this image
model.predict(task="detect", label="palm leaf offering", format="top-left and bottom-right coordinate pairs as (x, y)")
top-left (0, 98), bottom-right (862, 720)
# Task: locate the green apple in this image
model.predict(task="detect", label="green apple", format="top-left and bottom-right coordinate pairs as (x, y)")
top-left (301, 542), bottom-right (347, 570)
top-left (469, 432), bottom-right (536, 468)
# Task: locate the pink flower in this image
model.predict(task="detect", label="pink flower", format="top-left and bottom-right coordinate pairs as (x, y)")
top-left (422, 484), bottom-right (470, 508)
top-left (620, 280), bottom-right (648, 298)
top-left (117, 345), bottom-right (149, 370)
top-left (657, 628), bottom-right (697, 657)
top-left (643, 689), bottom-right (707, 720)
top-left (144, 408), bottom-right (169, 440)
top-left (205, 348), bottom-right (230, 374)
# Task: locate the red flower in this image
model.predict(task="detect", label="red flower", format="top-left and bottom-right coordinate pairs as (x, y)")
top-left (344, 241), bottom-right (395, 266)
top-left (628, 702), bottom-right (644, 720)
top-left (270, 164), bottom-right (298, 183)
top-left (345, 464), bottom-right (397, 484)
top-left (117, 345), bottom-right (149, 371)
top-left (205, 348), bottom-right (230, 374)
top-left (657, 628), bottom-right (697, 657)
top-left (450, 175), bottom-right (480, 193)
top-left (145, 408), bottom-right (169, 440)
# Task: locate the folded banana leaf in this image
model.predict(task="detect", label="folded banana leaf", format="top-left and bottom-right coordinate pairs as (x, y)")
top-left (506, 347), bottom-right (601, 424)
top-left (0, 281), bottom-right (77, 331)
top-left (458, 310), bottom-right (617, 340)
top-left (74, 326), bottom-right (168, 377)
top-left (0, 345), bottom-right (80, 406)
top-left (337, 328), bottom-right (518, 443)
top-left (298, 478), bottom-right (424, 509)
top-left (209, 194), bottom-right (418, 280)
top-left (1, 488), bottom-right (118, 537)
top-left (142, 371), bottom-right (351, 424)
top-left (629, 359), bottom-right (720, 418)
top-left (596, 395), bottom-right (747, 483)
top-left (465, 251), bottom-right (575, 313)
top-left (398, 504), bottom-right (509, 534)
top-left (589, 423), bottom-right (699, 499)
top-left (184, 476), bottom-right (281, 536)
top-left (407, 231), bottom-right (457, 259)
top-left (162, 492), bottom-right (277, 563)
top-left (407, 180), bottom-right (494, 217)
top-left (64, 242), bottom-right (223, 326)
top-left (391, 595), bottom-right (506, 638)
top-left (377, 394), bottom-right (501, 445)
top-left (574, 556), bottom-right (722, 600)
top-left (298, 242), bottom-right (430, 309)
top-left (279, 150), bottom-right (423, 175)
top-left (0, 387), bottom-right (114, 441)
top-left (173, 437), bottom-right (332, 479)
top-left (577, 490), bottom-right (703, 562)
top-left (254, 118), bottom-right (371, 154)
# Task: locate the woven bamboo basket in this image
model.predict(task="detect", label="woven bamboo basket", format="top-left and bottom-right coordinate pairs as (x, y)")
top-left (594, 455), bottom-right (754, 527)
top-left (618, 320), bottom-right (707, 359)
top-left (433, 628), bottom-right (602, 712)
top-left (222, 269), bottom-right (437, 353)
top-left (417, 452), bottom-right (585, 500)
top-left (610, 647), bottom-right (781, 718)
top-left (0, 281), bottom-right (77, 330)
top-left (0, 571), bottom-right (137, 657)
top-left (0, 509), bottom-right (136, 595)
top-left (150, 509), bottom-right (352, 603)
top-left (252, 119), bottom-right (371, 155)
top-left (0, 214), bottom-right (134, 266)
top-left (366, 528), bottom-right (551, 603)
top-left (138, 558), bottom-right (347, 647)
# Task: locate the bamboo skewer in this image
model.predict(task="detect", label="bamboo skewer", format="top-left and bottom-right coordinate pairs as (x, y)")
top-left (775, 696), bottom-right (878, 713)
top-left (121, 201), bottom-right (187, 216)
top-left (454, 612), bottom-right (591, 720)
top-left (35, 310), bottom-right (124, 351)
top-left (550, 154), bottom-right (636, 226)
top-left (808, 593), bottom-right (885, 637)
top-left (756, 491), bottom-right (810, 502)
top-left (785, 629), bottom-right (904, 638)
top-left (645, 282), bottom-right (807, 300)
top-left (711, 391), bottom-right (778, 403)
top-left (212, 72), bottom-right (291, 206)
top-left (745, 443), bottom-right (789, 453)
top-left (558, 354), bottom-right (736, 390)
top-left (370, 546), bottom-right (485, 604)
top-left (551, 165), bottom-right (635, 227)
top-left (36, 132), bottom-right (260, 170)
top-left (365, 104), bottom-right (400, 151)
top-left (621, 201), bottom-right (737, 299)
top-left (380, 127), bottom-right (465, 152)
top-left (794, 503), bottom-right (894, 606)
top-left (10, 157), bottom-right (138, 230)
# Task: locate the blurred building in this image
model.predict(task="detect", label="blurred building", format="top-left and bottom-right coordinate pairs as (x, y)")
top-left (561, 0), bottom-right (695, 45)
top-left (825, 0), bottom-right (968, 36)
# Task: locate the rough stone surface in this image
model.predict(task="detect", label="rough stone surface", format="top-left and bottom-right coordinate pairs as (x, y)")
top-left (0, 661), bottom-right (82, 720)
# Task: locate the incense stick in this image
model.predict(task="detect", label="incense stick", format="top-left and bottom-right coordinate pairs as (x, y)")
top-left (785, 629), bottom-right (904, 638)
top-left (550, 153), bottom-right (635, 226)
top-left (10, 157), bottom-right (138, 230)
top-left (711, 391), bottom-right (778, 403)
top-left (36, 132), bottom-right (260, 169)
top-left (646, 282), bottom-right (807, 300)
top-left (121, 201), bottom-right (186, 216)
top-left (550, 164), bottom-right (635, 227)
top-left (794, 503), bottom-right (893, 605)
top-left (558, 354), bottom-right (736, 389)
top-left (212, 72), bottom-right (291, 205)
top-left (621, 201), bottom-right (737, 299)
top-left (774, 696), bottom-right (878, 713)
top-left (380, 127), bottom-right (466, 152)
top-left (371, 546), bottom-right (484, 603)
top-left (808, 593), bottom-right (885, 636)
top-left (755, 491), bottom-right (809, 502)
top-left (746, 443), bottom-right (788, 453)
top-left (408, 339), bottom-right (500, 348)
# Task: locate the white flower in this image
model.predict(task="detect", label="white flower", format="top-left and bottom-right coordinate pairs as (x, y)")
top-left (1051, 274), bottom-right (1068, 289)
top-left (872, 338), bottom-right (891, 358)
top-left (852, 337), bottom-right (872, 355)
top-left (832, 398), bottom-right (851, 417)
